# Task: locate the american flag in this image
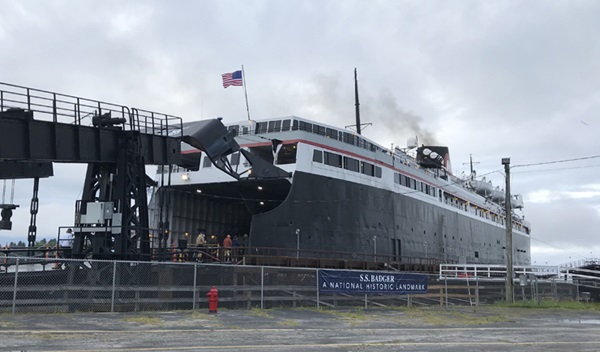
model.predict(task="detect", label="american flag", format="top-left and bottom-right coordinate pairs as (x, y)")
top-left (221, 70), bottom-right (243, 88)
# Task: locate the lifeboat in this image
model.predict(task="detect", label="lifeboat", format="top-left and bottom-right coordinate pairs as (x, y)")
top-left (511, 194), bottom-right (524, 209)
top-left (491, 186), bottom-right (506, 204)
top-left (469, 177), bottom-right (494, 197)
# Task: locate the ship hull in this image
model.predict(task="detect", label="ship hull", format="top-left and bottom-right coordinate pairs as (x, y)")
top-left (250, 171), bottom-right (529, 265)
top-left (154, 170), bottom-right (530, 265)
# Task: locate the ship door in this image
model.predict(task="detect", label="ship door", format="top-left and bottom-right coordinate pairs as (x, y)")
top-left (392, 239), bottom-right (401, 261)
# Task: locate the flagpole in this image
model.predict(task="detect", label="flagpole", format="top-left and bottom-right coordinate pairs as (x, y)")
top-left (241, 65), bottom-right (251, 121)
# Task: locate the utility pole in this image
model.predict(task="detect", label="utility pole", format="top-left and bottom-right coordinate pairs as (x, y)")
top-left (502, 157), bottom-right (514, 303)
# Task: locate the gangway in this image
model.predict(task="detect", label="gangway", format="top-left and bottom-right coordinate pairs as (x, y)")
top-left (0, 82), bottom-right (183, 259)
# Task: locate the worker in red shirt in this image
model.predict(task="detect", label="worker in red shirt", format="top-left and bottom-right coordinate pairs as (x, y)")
top-left (223, 234), bottom-right (233, 262)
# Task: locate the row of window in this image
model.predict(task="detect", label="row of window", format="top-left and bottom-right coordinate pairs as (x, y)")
top-left (393, 173), bottom-right (438, 198)
top-left (203, 152), bottom-right (241, 168)
top-left (312, 150), bottom-right (382, 178)
top-left (201, 144), bottom-right (299, 169)
top-left (228, 119), bottom-right (384, 155)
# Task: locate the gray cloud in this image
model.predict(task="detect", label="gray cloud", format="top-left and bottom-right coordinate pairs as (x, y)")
top-left (1, 0), bottom-right (600, 263)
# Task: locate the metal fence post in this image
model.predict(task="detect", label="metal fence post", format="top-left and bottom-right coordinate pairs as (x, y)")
top-left (316, 269), bottom-right (320, 310)
top-left (445, 277), bottom-right (448, 308)
top-left (260, 266), bottom-right (264, 309)
top-left (475, 275), bottom-right (479, 306)
top-left (111, 261), bottom-right (117, 312)
top-left (12, 257), bottom-right (19, 315)
top-left (193, 263), bottom-right (198, 310)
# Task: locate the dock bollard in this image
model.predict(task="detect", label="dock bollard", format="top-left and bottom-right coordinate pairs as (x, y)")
top-left (206, 286), bottom-right (219, 313)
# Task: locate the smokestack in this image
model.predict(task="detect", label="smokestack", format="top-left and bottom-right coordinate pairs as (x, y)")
top-left (354, 68), bottom-right (361, 135)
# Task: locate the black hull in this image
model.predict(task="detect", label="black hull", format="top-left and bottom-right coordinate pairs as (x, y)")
top-left (249, 171), bottom-right (530, 265)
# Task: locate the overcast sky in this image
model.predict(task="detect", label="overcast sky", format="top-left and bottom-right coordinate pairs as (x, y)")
top-left (1, 0), bottom-right (599, 265)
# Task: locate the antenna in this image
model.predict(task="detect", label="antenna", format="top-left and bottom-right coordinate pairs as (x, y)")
top-left (463, 154), bottom-right (480, 175)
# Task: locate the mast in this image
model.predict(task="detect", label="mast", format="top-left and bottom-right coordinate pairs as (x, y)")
top-left (464, 154), bottom-right (480, 178)
top-left (469, 154), bottom-right (474, 174)
top-left (354, 68), bottom-right (361, 135)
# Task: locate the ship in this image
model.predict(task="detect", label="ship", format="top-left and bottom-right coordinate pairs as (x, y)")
top-left (149, 116), bottom-right (531, 266)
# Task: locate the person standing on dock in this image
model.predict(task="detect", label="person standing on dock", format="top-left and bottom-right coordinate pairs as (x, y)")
top-left (195, 230), bottom-right (207, 262)
top-left (223, 234), bottom-right (232, 262)
top-left (62, 228), bottom-right (74, 258)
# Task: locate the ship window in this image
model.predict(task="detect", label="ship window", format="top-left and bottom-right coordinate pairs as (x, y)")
top-left (242, 126), bottom-right (249, 135)
top-left (362, 162), bottom-right (374, 176)
top-left (315, 125), bottom-right (326, 136)
top-left (299, 121), bottom-right (312, 132)
top-left (292, 119), bottom-right (299, 131)
top-left (249, 146), bottom-right (274, 163)
top-left (394, 173), bottom-right (400, 184)
top-left (230, 152), bottom-right (240, 165)
top-left (326, 128), bottom-right (337, 139)
top-left (267, 120), bottom-right (281, 133)
top-left (343, 132), bottom-right (355, 145)
top-left (375, 166), bottom-right (382, 178)
top-left (256, 122), bottom-right (268, 134)
top-left (344, 157), bottom-right (360, 172)
top-left (277, 143), bottom-right (297, 164)
top-left (475, 251), bottom-right (479, 258)
top-left (282, 119), bottom-right (291, 131)
top-left (324, 151), bottom-right (342, 168)
top-left (227, 125), bottom-right (238, 134)
top-left (403, 175), bottom-right (411, 188)
top-left (202, 156), bottom-right (212, 168)
top-left (412, 179), bottom-right (417, 190)
top-left (312, 150), bottom-right (323, 163)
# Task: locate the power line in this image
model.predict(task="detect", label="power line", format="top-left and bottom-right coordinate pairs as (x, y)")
top-left (513, 155), bottom-right (600, 169)
top-left (529, 236), bottom-right (588, 261)
top-left (512, 164), bottom-right (600, 174)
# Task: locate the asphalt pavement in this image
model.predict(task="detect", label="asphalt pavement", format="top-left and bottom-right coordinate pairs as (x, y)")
top-left (1, 306), bottom-right (600, 351)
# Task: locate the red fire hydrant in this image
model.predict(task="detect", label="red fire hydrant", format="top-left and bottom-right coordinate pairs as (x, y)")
top-left (206, 286), bottom-right (219, 313)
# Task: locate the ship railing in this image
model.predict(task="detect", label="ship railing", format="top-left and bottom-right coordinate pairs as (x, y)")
top-left (562, 267), bottom-right (600, 284)
top-left (558, 258), bottom-right (600, 269)
top-left (439, 263), bottom-right (560, 280)
top-left (242, 246), bottom-right (446, 267)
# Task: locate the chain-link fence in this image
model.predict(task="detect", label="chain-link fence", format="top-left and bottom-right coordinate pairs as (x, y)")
top-left (0, 256), bottom-right (582, 314)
